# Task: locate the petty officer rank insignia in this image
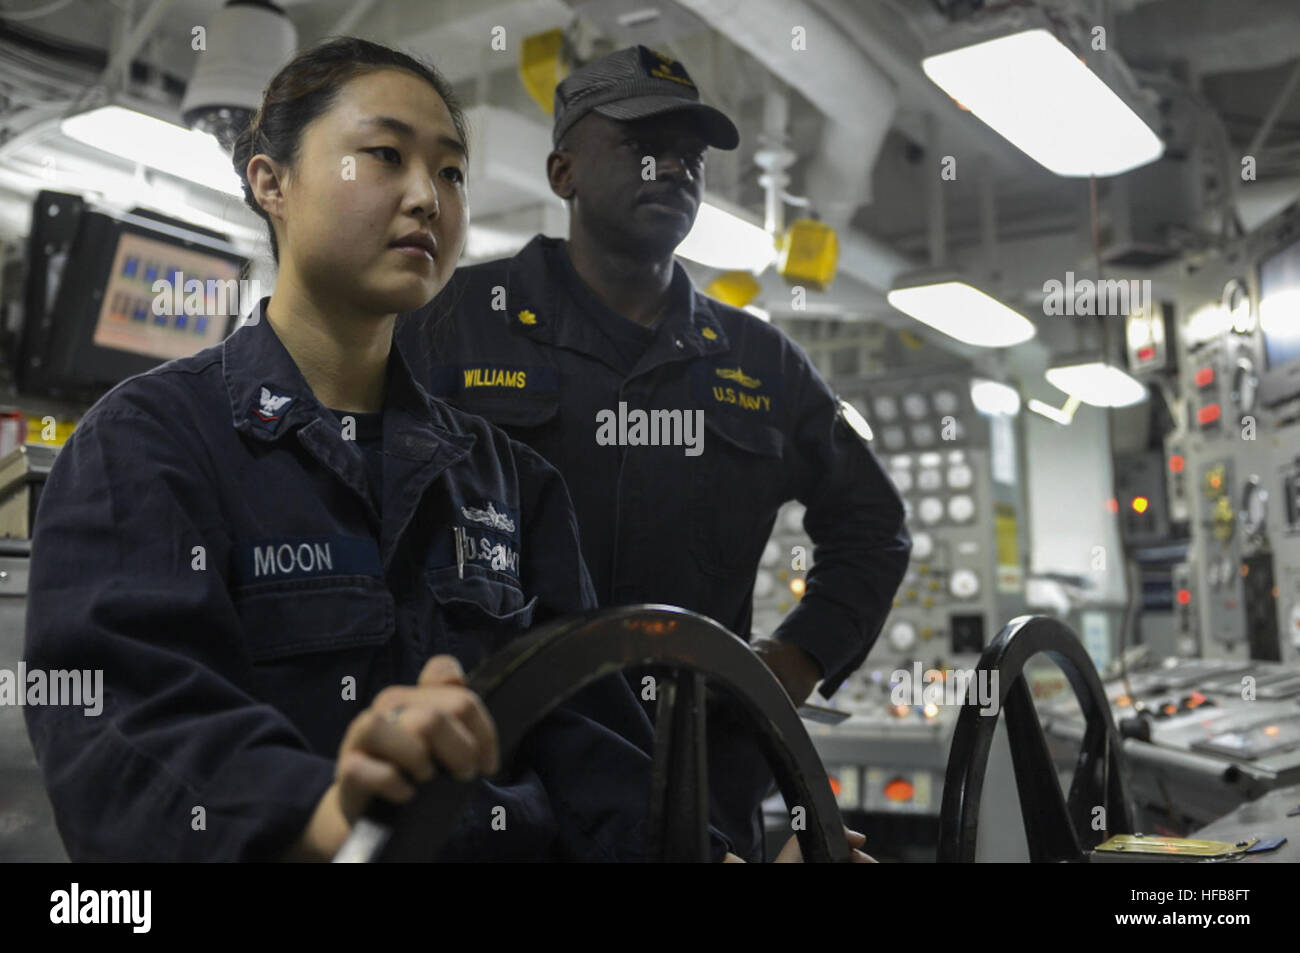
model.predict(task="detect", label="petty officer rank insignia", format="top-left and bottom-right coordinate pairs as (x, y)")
top-left (691, 361), bottom-right (779, 415)
top-left (426, 365), bottom-right (560, 398)
top-left (250, 384), bottom-right (294, 434)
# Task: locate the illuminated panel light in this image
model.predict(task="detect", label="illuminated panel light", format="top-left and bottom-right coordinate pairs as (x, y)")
top-left (887, 281), bottom-right (1035, 347)
top-left (1169, 455), bottom-right (1185, 473)
top-left (1106, 498), bottom-right (1119, 514)
top-left (61, 105), bottom-right (242, 196)
top-left (1045, 361), bottom-right (1147, 408)
top-left (1195, 367), bottom-right (1215, 388)
top-left (676, 200), bottom-right (776, 271)
top-left (789, 577), bottom-right (806, 597)
top-left (1260, 288), bottom-right (1300, 351)
top-left (1131, 496), bottom-right (1149, 514)
top-left (970, 378), bottom-right (1021, 416)
top-left (1198, 404), bottom-right (1222, 425)
top-left (921, 29), bottom-right (1162, 177)
top-left (1185, 303), bottom-right (1230, 346)
top-left (1028, 398), bottom-right (1073, 425)
top-left (1176, 589), bottom-right (1192, 605)
top-left (883, 778), bottom-right (915, 803)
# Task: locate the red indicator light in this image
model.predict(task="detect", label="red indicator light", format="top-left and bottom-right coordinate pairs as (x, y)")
top-left (883, 778), bottom-right (914, 803)
top-left (1106, 498), bottom-right (1119, 514)
top-left (1137, 346), bottom-right (1155, 361)
top-left (1195, 367), bottom-right (1215, 388)
top-left (1197, 404), bottom-right (1221, 425)
top-left (1169, 455), bottom-right (1185, 473)
top-left (1177, 589), bottom-right (1191, 606)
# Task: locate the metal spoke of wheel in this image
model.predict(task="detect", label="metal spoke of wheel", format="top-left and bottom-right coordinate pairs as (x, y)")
top-left (646, 670), bottom-right (709, 862)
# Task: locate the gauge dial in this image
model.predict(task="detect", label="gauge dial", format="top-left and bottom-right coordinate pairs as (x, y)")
top-left (882, 427), bottom-right (905, 450)
top-left (949, 569), bottom-right (980, 599)
top-left (903, 394), bottom-right (929, 420)
top-left (918, 497), bottom-right (944, 525)
top-left (917, 469), bottom-right (942, 491)
top-left (933, 390), bottom-right (959, 415)
top-left (1232, 356), bottom-right (1259, 416)
top-left (888, 621), bottom-right (917, 652)
top-left (1212, 496), bottom-right (1235, 541)
top-left (948, 494), bottom-right (975, 522)
top-left (1240, 476), bottom-right (1268, 538)
top-left (911, 532), bottom-right (934, 560)
top-left (947, 463), bottom-right (974, 489)
top-left (892, 468), bottom-right (914, 493)
top-left (910, 424), bottom-right (936, 447)
top-left (873, 396), bottom-right (899, 422)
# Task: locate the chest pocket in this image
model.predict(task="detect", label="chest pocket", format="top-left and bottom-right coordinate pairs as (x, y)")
top-left (426, 566), bottom-right (539, 672)
top-left (454, 390), bottom-right (559, 431)
top-left (234, 577), bottom-right (395, 754)
top-left (689, 413), bottom-right (786, 578)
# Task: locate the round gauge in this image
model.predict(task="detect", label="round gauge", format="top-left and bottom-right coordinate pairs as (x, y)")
top-left (947, 450), bottom-right (965, 464)
top-left (910, 424), bottom-right (936, 447)
top-left (1240, 476), bottom-right (1268, 538)
top-left (873, 395), bottom-right (899, 422)
top-left (903, 394), bottom-right (929, 420)
top-left (1232, 356), bottom-right (1259, 416)
top-left (754, 572), bottom-right (775, 599)
top-left (933, 390), bottom-right (959, 415)
top-left (782, 504), bottom-right (806, 533)
top-left (911, 531), bottom-right (934, 560)
top-left (760, 540), bottom-right (781, 569)
top-left (917, 468), bottom-right (942, 491)
top-left (949, 569), bottom-right (980, 599)
top-left (882, 427), bottom-right (905, 450)
top-left (1221, 557), bottom-right (1237, 589)
top-left (892, 468), bottom-right (914, 493)
top-left (948, 494), bottom-right (975, 522)
top-left (947, 463), bottom-right (974, 489)
top-left (888, 621), bottom-right (917, 652)
top-left (918, 452), bottom-right (942, 469)
top-left (918, 497), bottom-right (944, 525)
top-left (1212, 496), bottom-right (1235, 541)
top-left (892, 454), bottom-right (913, 470)
top-left (1222, 278), bottom-right (1254, 334)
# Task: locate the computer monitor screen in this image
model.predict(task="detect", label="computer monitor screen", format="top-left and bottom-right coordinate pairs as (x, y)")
top-left (92, 230), bottom-right (241, 362)
top-left (1259, 237), bottom-right (1300, 372)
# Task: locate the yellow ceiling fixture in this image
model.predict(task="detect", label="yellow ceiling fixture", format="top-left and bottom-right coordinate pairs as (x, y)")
top-left (519, 30), bottom-right (568, 116)
top-left (776, 218), bottom-right (839, 291)
top-left (705, 270), bottom-right (762, 308)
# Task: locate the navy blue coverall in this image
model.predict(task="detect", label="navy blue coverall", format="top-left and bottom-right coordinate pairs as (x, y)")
top-left (396, 235), bottom-right (912, 859)
top-left (23, 296), bottom-right (718, 862)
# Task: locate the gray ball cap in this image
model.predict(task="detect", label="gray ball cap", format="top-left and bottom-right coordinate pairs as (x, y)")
top-left (552, 45), bottom-right (740, 150)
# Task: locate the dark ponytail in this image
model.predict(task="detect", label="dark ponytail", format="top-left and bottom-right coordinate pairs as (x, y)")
top-left (230, 35), bottom-right (469, 266)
